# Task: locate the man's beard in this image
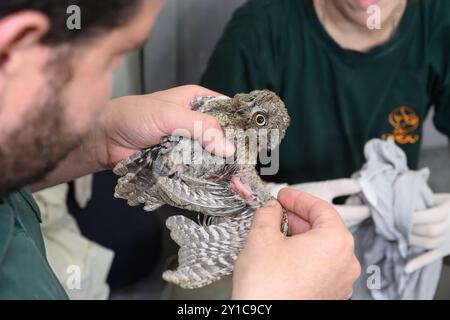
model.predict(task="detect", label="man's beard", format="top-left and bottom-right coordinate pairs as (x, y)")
top-left (0, 59), bottom-right (83, 196)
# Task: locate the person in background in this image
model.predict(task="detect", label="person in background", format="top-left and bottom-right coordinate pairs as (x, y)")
top-left (201, 0), bottom-right (450, 274)
top-left (0, 0), bottom-right (359, 299)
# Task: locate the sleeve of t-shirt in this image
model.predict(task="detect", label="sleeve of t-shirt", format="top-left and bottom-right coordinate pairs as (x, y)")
top-left (430, 2), bottom-right (450, 138)
top-left (431, 56), bottom-right (450, 138)
top-left (200, 3), bottom-right (279, 97)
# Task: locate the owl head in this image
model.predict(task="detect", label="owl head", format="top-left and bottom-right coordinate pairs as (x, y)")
top-left (232, 90), bottom-right (290, 151)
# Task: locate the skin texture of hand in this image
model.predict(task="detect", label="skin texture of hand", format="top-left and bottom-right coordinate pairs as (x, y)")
top-left (405, 194), bottom-right (450, 273)
top-left (232, 188), bottom-right (361, 300)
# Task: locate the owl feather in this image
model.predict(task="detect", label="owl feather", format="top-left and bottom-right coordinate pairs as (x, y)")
top-left (113, 90), bottom-right (290, 289)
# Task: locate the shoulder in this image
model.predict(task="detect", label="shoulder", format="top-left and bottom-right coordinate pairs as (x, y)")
top-left (416, 0), bottom-right (450, 70)
top-left (421, 0), bottom-right (450, 22)
top-left (0, 193), bottom-right (16, 266)
top-left (418, 0), bottom-right (450, 37)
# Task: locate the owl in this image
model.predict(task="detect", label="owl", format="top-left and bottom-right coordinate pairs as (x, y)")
top-left (113, 90), bottom-right (290, 289)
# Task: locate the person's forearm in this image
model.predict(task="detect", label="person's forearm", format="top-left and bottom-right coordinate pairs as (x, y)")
top-left (30, 133), bottom-right (106, 192)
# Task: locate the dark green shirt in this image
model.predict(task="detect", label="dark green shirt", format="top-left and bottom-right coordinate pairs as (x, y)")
top-left (0, 189), bottom-right (68, 299)
top-left (201, 0), bottom-right (450, 183)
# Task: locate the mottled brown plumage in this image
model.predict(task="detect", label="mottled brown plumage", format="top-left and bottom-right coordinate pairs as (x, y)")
top-left (113, 90), bottom-right (290, 289)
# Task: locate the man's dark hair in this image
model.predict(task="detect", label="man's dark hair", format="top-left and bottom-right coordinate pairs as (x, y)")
top-left (0, 0), bottom-right (142, 44)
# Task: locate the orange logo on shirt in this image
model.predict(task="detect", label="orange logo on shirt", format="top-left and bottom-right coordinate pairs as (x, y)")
top-left (381, 106), bottom-right (420, 144)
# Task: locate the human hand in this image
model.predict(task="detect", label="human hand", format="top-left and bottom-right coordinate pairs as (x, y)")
top-left (405, 194), bottom-right (450, 273)
top-left (269, 179), bottom-right (371, 228)
top-left (232, 188), bottom-right (361, 300)
top-left (91, 85), bottom-right (235, 170)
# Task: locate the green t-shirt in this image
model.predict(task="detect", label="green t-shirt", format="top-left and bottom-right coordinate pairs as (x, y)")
top-left (0, 189), bottom-right (68, 299)
top-left (201, 0), bottom-right (450, 183)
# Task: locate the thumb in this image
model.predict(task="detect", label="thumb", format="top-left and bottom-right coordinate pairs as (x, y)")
top-left (156, 106), bottom-right (235, 158)
top-left (251, 200), bottom-right (284, 231)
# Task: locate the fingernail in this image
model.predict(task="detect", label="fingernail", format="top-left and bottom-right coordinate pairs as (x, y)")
top-left (207, 138), bottom-right (236, 157)
top-left (224, 139), bottom-right (236, 156)
top-left (265, 200), bottom-right (279, 208)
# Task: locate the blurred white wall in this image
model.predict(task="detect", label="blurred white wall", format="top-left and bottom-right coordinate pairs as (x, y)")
top-left (422, 108), bottom-right (449, 149)
top-left (111, 50), bottom-right (143, 98)
top-left (142, 0), bottom-right (246, 92)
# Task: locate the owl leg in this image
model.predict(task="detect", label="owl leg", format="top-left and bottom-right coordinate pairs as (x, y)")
top-left (282, 210), bottom-right (289, 235)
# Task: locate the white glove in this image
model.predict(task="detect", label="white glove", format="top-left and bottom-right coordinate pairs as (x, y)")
top-left (268, 179), bottom-right (371, 228)
top-left (269, 182), bottom-right (450, 273)
top-left (405, 194), bottom-right (450, 273)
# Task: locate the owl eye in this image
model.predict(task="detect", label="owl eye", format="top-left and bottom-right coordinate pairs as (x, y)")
top-left (253, 113), bottom-right (268, 127)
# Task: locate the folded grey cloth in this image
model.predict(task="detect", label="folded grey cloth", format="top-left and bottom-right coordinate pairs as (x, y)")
top-left (351, 139), bottom-right (442, 300)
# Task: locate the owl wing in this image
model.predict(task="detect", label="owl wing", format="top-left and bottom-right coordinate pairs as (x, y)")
top-left (155, 175), bottom-right (248, 216)
top-left (114, 136), bottom-right (249, 216)
top-left (163, 214), bottom-right (251, 289)
top-left (113, 146), bottom-right (165, 210)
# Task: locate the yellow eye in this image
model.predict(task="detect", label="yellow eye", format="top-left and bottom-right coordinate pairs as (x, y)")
top-left (254, 113), bottom-right (267, 127)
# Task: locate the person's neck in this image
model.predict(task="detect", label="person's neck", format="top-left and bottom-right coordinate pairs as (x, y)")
top-left (313, 0), bottom-right (407, 52)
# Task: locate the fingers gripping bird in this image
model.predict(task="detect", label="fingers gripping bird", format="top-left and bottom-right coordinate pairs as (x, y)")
top-left (113, 90), bottom-right (290, 289)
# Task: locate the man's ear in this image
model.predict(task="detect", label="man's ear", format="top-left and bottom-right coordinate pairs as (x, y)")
top-left (0, 11), bottom-right (50, 73)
